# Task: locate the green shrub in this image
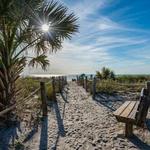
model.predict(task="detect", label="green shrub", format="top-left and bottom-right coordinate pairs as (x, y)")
top-left (96, 67), bottom-right (116, 80)
top-left (46, 84), bottom-right (53, 100)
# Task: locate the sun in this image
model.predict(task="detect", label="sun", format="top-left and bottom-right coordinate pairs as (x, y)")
top-left (41, 24), bottom-right (49, 32)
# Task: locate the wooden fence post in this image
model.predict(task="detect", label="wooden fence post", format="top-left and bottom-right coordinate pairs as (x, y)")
top-left (84, 76), bottom-right (88, 92)
top-left (40, 82), bottom-right (47, 116)
top-left (76, 76), bottom-right (79, 85)
top-left (82, 76), bottom-right (84, 88)
top-left (65, 76), bottom-right (67, 85)
top-left (146, 81), bottom-right (150, 106)
top-left (62, 76), bottom-right (64, 89)
top-left (58, 76), bottom-right (61, 93)
top-left (147, 81), bottom-right (150, 95)
top-left (61, 76), bottom-right (64, 91)
top-left (92, 77), bottom-right (96, 99)
top-left (64, 76), bottom-right (67, 85)
top-left (52, 77), bottom-right (56, 100)
top-left (90, 75), bottom-right (93, 94)
top-left (90, 75), bottom-right (93, 80)
top-left (135, 81), bottom-right (150, 126)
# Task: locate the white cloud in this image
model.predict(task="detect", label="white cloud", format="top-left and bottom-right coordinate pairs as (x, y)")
top-left (70, 0), bottom-right (106, 20)
top-left (98, 17), bottom-right (120, 30)
top-left (23, 0), bottom-right (150, 75)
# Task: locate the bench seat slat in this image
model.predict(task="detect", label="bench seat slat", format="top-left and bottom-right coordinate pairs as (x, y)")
top-left (120, 101), bottom-right (137, 118)
top-left (128, 101), bottom-right (140, 120)
top-left (113, 101), bottom-right (131, 116)
top-left (114, 101), bottom-right (140, 124)
top-left (113, 85), bottom-right (149, 137)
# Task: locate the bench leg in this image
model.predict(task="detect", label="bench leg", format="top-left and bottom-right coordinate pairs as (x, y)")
top-left (125, 123), bottom-right (133, 137)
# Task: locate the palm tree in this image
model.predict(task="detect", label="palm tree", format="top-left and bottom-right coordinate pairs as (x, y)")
top-left (96, 67), bottom-right (115, 80)
top-left (109, 71), bottom-right (115, 80)
top-left (96, 71), bottom-right (102, 79)
top-left (101, 67), bottom-right (111, 79)
top-left (0, 0), bottom-right (78, 119)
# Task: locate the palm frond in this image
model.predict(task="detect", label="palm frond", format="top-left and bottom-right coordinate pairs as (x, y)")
top-left (0, 0), bottom-right (78, 111)
top-left (28, 54), bottom-right (49, 70)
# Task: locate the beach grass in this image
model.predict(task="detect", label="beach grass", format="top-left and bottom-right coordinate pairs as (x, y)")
top-left (77, 75), bottom-right (148, 94)
top-left (16, 77), bottom-right (62, 101)
top-left (96, 79), bottom-right (144, 94)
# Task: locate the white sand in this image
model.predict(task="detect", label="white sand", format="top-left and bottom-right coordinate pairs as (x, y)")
top-left (1, 82), bottom-right (150, 150)
top-left (24, 82), bottom-right (145, 150)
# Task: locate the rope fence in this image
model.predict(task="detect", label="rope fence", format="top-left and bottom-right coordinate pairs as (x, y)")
top-left (76, 75), bottom-right (146, 99)
top-left (0, 76), bottom-right (67, 117)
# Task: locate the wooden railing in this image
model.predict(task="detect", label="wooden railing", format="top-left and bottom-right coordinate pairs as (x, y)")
top-left (0, 76), bottom-right (67, 117)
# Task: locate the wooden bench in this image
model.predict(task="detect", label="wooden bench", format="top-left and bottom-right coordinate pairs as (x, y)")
top-left (114, 82), bottom-right (150, 137)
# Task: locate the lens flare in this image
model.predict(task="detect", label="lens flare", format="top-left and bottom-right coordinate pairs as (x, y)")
top-left (41, 24), bottom-right (49, 32)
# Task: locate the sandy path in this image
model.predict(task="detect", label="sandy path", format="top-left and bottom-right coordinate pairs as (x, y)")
top-left (24, 82), bottom-right (143, 150)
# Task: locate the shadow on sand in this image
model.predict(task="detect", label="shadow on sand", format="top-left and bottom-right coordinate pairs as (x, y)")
top-left (38, 85), bottom-right (69, 150)
top-left (39, 117), bottom-right (48, 150)
top-left (146, 119), bottom-right (150, 131)
top-left (128, 135), bottom-right (150, 150)
top-left (52, 101), bottom-right (67, 150)
top-left (23, 125), bottom-right (38, 143)
top-left (60, 88), bottom-right (69, 103)
top-left (94, 93), bottom-right (150, 150)
top-left (0, 121), bottom-right (21, 150)
top-left (47, 101), bottom-right (66, 150)
top-left (53, 101), bottom-right (66, 137)
top-left (49, 88), bottom-right (68, 150)
top-left (93, 93), bottom-right (124, 111)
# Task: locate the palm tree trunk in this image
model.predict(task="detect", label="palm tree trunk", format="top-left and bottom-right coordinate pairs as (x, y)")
top-left (0, 70), bottom-right (15, 121)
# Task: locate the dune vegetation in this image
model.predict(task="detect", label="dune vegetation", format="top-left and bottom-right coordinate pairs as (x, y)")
top-left (78, 67), bottom-right (149, 95)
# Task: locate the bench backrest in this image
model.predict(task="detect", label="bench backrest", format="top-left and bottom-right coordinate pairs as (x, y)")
top-left (135, 82), bottom-right (150, 126)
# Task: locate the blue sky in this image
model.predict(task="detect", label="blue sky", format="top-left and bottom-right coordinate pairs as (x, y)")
top-left (26, 0), bottom-right (150, 75)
